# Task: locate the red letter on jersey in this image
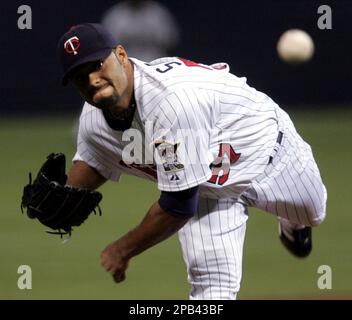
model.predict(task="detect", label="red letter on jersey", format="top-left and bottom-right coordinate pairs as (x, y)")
top-left (208, 143), bottom-right (241, 185)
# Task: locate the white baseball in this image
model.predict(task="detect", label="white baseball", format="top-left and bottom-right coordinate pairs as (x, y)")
top-left (277, 29), bottom-right (315, 64)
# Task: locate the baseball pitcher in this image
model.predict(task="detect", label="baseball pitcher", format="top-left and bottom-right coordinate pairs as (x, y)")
top-left (22, 23), bottom-right (327, 299)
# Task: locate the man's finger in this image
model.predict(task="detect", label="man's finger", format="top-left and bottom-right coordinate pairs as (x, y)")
top-left (113, 271), bottom-right (126, 283)
top-left (100, 256), bottom-right (113, 271)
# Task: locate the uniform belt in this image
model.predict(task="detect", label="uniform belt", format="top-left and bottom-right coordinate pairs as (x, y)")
top-left (268, 131), bottom-right (283, 165)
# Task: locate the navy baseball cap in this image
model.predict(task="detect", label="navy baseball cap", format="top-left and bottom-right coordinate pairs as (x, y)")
top-left (57, 23), bottom-right (117, 85)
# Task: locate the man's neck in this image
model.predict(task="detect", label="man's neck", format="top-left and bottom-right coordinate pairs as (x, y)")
top-left (109, 96), bottom-right (136, 120)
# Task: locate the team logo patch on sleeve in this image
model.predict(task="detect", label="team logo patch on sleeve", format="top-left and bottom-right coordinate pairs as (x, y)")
top-left (155, 140), bottom-right (184, 173)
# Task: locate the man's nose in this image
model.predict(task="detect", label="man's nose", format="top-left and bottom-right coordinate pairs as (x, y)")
top-left (88, 71), bottom-right (101, 86)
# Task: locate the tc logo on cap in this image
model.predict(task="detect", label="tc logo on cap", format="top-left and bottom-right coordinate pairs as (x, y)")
top-left (64, 36), bottom-right (80, 55)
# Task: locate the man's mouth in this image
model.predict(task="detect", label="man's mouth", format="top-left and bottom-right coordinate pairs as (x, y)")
top-left (92, 84), bottom-right (110, 100)
top-left (94, 83), bottom-right (110, 93)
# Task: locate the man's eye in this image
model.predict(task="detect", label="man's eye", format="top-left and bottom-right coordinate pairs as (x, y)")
top-left (94, 61), bottom-right (103, 71)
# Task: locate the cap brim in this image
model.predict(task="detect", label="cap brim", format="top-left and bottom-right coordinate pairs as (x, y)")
top-left (61, 48), bottom-right (112, 86)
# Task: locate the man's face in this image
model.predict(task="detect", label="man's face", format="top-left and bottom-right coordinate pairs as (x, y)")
top-left (69, 47), bottom-right (130, 113)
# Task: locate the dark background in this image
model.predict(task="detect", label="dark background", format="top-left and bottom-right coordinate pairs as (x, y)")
top-left (1, 0), bottom-right (351, 115)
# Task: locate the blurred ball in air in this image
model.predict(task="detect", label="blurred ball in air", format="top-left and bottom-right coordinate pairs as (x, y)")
top-left (277, 29), bottom-right (315, 64)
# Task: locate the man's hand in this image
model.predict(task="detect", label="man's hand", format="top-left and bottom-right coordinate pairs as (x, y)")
top-left (100, 202), bottom-right (189, 283)
top-left (100, 241), bottom-right (129, 283)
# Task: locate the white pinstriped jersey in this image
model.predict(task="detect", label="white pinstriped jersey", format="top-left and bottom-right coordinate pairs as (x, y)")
top-left (73, 57), bottom-right (289, 198)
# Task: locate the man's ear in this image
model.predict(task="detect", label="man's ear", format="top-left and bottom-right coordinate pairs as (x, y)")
top-left (114, 45), bottom-right (128, 65)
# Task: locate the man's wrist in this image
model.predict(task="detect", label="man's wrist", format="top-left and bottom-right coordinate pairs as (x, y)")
top-left (112, 233), bottom-right (136, 261)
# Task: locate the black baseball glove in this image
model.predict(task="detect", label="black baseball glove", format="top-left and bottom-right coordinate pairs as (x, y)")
top-left (21, 153), bottom-right (102, 236)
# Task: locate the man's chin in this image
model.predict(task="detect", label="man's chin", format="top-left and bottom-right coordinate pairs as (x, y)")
top-left (107, 105), bottom-right (125, 114)
top-left (93, 96), bottom-right (119, 110)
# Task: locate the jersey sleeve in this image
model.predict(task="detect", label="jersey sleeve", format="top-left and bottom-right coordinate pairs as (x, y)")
top-left (73, 104), bottom-right (122, 182)
top-left (152, 90), bottom-right (212, 191)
